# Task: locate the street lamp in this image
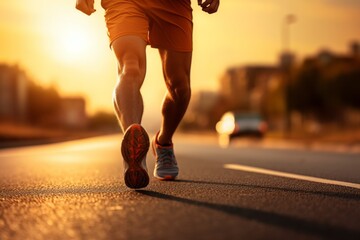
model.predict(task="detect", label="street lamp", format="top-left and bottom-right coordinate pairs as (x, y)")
top-left (282, 14), bottom-right (296, 52)
top-left (281, 14), bottom-right (296, 133)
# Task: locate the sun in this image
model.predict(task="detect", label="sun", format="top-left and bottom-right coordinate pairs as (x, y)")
top-left (60, 28), bottom-right (89, 56)
top-left (54, 25), bottom-right (93, 62)
top-left (44, 17), bottom-right (97, 64)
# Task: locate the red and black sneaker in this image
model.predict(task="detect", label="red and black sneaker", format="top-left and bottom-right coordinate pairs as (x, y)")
top-left (121, 124), bottom-right (150, 189)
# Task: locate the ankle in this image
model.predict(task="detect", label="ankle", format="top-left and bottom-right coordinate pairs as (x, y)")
top-left (156, 133), bottom-right (172, 147)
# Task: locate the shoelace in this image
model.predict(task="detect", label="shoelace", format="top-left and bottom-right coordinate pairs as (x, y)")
top-left (157, 148), bottom-right (176, 167)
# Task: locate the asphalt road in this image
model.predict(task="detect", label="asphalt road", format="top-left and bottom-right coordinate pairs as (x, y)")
top-left (0, 134), bottom-right (359, 240)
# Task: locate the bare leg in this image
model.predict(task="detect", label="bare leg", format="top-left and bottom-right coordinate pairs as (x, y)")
top-left (111, 36), bottom-right (147, 131)
top-left (111, 36), bottom-right (150, 189)
top-left (157, 49), bottom-right (192, 145)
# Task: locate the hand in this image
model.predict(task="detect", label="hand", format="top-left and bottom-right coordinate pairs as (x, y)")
top-left (76, 0), bottom-right (96, 16)
top-left (198, 0), bottom-right (220, 14)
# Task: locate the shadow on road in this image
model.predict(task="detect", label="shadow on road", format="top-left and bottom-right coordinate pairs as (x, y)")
top-left (176, 179), bottom-right (360, 201)
top-left (2, 180), bottom-right (358, 202)
top-left (137, 189), bottom-right (360, 239)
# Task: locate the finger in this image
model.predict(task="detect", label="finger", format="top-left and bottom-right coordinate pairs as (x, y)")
top-left (210, 1), bottom-right (220, 13)
top-left (201, 0), bottom-right (212, 8)
top-left (87, 0), bottom-right (96, 11)
top-left (86, 0), bottom-right (96, 13)
top-left (76, 2), bottom-right (95, 15)
top-left (76, 5), bottom-right (94, 15)
top-left (202, 0), bottom-right (217, 12)
top-left (89, 9), bottom-right (96, 15)
top-left (203, 1), bottom-right (219, 14)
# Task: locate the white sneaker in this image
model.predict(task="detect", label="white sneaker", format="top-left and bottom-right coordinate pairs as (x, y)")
top-left (152, 133), bottom-right (179, 180)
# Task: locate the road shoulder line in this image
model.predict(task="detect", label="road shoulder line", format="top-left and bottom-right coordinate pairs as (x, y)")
top-left (224, 164), bottom-right (360, 190)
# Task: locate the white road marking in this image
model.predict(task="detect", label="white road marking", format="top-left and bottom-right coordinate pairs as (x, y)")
top-left (224, 164), bottom-right (360, 190)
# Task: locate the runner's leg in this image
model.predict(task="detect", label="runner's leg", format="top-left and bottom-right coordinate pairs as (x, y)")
top-left (112, 36), bottom-right (150, 188)
top-left (157, 49), bottom-right (192, 145)
top-left (112, 36), bottom-right (147, 131)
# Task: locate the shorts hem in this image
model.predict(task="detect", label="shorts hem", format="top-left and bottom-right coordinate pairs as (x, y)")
top-left (150, 43), bottom-right (192, 52)
top-left (109, 33), bottom-right (149, 48)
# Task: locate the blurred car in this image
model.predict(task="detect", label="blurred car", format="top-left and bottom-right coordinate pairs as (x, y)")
top-left (216, 112), bottom-right (267, 145)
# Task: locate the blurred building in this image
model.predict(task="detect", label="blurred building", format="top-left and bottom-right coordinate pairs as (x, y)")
top-left (0, 63), bottom-right (89, 130)
top-left (184, 42), bottom-right (359, 132)
top-left (304, 41), bottom-right (360, 66)
top-left (291, 41), bottom-right (360, 130)
top-left (185, 62), bottom-right (289, 131)
top-left (219, 65), bottom-right (284, 113)
top-left (58, 97), bottom-right (87, 129)
top-left (0, 64), bottom-right (28, 122)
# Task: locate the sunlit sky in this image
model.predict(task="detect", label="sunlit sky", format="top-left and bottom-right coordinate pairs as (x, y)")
top-left (1, 0), bottom-right (360, 122)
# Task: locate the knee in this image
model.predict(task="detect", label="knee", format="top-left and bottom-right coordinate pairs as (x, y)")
top-left (121, 62), bottom-right (142, 81)
top-left (167, 76), bottom-right (191, 103)
top-left (113, 61), bottom-right (142, 100)
top-left (174, 85), bottom-right (191, 104)
top-left (118, 54), bottom-right (144, 86)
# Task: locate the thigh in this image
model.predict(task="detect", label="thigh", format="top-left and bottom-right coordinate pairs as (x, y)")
top-left (112, 36), bottom-right (147, 75)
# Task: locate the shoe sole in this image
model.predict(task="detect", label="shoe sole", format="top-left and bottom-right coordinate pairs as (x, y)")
top-left (122, 125), bottom-right (150, 189)
top-left (154, 174), bottom-right (177, 181)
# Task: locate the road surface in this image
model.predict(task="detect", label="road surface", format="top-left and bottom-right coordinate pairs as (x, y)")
top-left (0, 134), bottom-right (359, 240)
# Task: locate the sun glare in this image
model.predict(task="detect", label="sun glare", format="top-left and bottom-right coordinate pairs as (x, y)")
top-left (52, 22), bottom-right (91, 62)
top-left (55, 26), bottom-right (92, 62)
top-left (61, 29), bottom-right (88, 55)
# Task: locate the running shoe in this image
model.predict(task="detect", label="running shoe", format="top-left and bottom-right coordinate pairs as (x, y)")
top-left (152, 133), bottom-right (179, 180)
top-left (121, 124), bottom-right (150, 189)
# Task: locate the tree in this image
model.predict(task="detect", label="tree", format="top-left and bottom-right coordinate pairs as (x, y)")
top-left (290, 58), bottom-right (360, 122)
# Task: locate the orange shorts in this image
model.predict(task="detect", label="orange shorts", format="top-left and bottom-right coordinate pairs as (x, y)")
top-left (101, 0), bottom-right (193, 52)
